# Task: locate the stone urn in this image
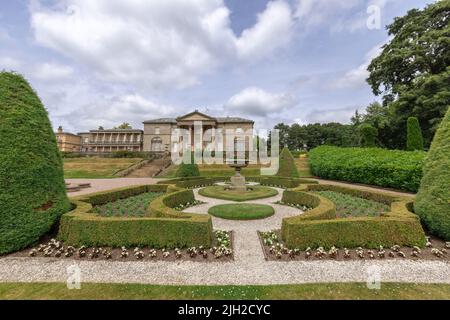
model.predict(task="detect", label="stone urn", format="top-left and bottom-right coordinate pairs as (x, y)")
top-left (229, 162), bottom-right (248, 191)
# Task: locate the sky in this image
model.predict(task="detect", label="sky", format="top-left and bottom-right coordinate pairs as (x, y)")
top-left (0, 0), bottom-right (432, 133)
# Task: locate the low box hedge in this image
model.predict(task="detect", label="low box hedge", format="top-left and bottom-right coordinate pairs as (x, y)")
top-left (58, 185), bottom-right (213, 248)
top-left (281, 184), bottom-right (426, 249)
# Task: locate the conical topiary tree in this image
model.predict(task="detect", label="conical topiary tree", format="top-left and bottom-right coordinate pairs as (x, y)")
top-left (276, 147), bottom-right (299, 178)
top-left (414, 107), bottom-right (450, 240)
top-left (0, 72), bottom-right (71, 254)
top-left (406, 117), bottom-right (424, 151)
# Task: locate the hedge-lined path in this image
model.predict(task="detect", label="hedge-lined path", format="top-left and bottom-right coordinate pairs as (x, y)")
top-left (2, 186), bottom-right (449, 285)
top-left (65, 178), bottom-right (161, 197)
top-left (187, 187), bottom-right (300, 263)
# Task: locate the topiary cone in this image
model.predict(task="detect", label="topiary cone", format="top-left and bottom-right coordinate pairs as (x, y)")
top-left (414, 107), bottom-right (450, 240)
top-left (0, 72), bottom-right (71, 254)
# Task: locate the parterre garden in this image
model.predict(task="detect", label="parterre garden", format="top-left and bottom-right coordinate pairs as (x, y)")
top-left (1, 72), bottom-right (449, 294)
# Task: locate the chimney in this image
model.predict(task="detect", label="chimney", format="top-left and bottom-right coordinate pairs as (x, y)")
top-left (57, 126), bottom-right (63, 133)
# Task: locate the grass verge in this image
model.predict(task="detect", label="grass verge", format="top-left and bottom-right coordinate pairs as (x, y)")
top-left (64, 157), bottom-right (143, 179)
top-left (199, 186), bottom-right (278, 201)
top-left (0, 282), bottom-right (449, 300)
top-left (208, 204), bottom-right (275, 220)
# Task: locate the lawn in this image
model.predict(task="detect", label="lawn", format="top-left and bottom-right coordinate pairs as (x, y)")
top-left (0, 282), bottom-right (449, 300)
top-left (157, 163), bottom-right (265, 178)
top-left (313, 190), bottom-right (390, 218)
top-left (91, 192), bottom-right (163, 217)
top-left (199, 185), bottom-right (278, 201)
top-left (295, 155), bottom-right (313, 177)
top-left (64, 157), bottom-right (143, 179)
top-left (208, 204), bottom-right (275, 220)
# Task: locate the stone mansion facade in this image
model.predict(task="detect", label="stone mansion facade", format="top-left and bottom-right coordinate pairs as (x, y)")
top-left (60, 111), bottom-right (254, 153)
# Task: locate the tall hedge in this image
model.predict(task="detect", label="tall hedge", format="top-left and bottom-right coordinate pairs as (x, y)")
top-left (309, 146), bottom-right (426, 192)
top-left (359, 123), bottom-right (378, 147)
top-left (415, 107), bottom-right (450, 240)
top-left (0, 72), bottom-right (71, 254)
top-left (406, 117), bottom-right (424, 151)
top-left (276, 147), bottom-right (299, 178)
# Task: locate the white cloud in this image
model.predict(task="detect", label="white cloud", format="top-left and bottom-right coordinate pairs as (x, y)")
top-left (0, 56), bottom-right (21, 70)
top-left (295, 0), bottom-right (395, 33)
top-left (305, 106), bottom-right (357, 124)
top-left (224, 87), bottom-right (296, 117)
top-left (33, 62), bottom-right (74, 81)
top-left (236, 1), bottom-right (294, 60)
top-left (30, 0), bottom-right (295, 90)
top-left (329, 42), bottom-right (384, 89)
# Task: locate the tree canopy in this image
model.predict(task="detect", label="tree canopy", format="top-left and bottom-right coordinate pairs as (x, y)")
top-left (367, 1), bottom-right (450, 148)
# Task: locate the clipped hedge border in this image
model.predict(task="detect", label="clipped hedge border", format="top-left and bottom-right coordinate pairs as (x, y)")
top-left (281, 184), bottom-right (426, 249)
top-left (58, 185), bottom-right (213, 248)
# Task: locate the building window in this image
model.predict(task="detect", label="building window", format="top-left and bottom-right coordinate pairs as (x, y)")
top-left (155, 127), bottom-right (160, 134)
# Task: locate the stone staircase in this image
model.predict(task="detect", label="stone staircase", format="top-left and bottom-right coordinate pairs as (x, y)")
top-left (126, 155), bottom-right (172, 178)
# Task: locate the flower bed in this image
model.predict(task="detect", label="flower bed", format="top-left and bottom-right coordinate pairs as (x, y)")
top-left (92, 192), bottom-right (163, 217)
top-left (58, 184), bottom-right (213, 248)
top-left (281, 184), bottom-right (426, 249)
top-left (260, 231), bottom-right (449, 261)
top-left (16, 230), bottom-right (233, 262)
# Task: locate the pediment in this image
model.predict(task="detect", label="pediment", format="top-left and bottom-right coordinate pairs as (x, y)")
top-left (177, 110), bottom-right (216, 122)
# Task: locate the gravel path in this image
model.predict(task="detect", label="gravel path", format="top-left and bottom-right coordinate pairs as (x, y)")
top-left (1, 185), bottom-right (449, 285)
top-left (187, 187), bottom-right (300, 263)
top-left (66, 178), bottom-right (160, 197)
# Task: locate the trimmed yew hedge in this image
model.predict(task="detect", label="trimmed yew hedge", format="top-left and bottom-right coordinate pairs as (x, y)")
top-left (309, 146), bottom-right (426, 192)
top-left (276, 147), bottom-right (300, 178)
top-left (58, 185), bottom-right (213, 248)
top-left (415, 107), bottom-right (450, 240)
top-left (160, 176), bottom-right (318, 189)
top-left (281, 184), bottom-right (426, 249)
top-left (0, 72), bottom-right (71, 255)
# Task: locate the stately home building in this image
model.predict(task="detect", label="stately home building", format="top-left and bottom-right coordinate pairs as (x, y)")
top-left (78, 128), bottom-right (144, 153)
top-left (143, 110), bottom-right (254, 152)
top-left (55, 126), bottom-right (82, 152)
top-left (62, 110), bottom-right (253, 153)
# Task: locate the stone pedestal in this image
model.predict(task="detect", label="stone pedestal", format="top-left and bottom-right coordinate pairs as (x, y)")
top-left (230, 174), bottom-right (247, 192)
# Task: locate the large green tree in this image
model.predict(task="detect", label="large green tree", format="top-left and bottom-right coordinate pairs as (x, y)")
top-left (367, 0), bottom-right (450, 148)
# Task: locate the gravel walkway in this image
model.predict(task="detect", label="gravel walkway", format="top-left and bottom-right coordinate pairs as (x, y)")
top-left (1, 184), bottom-right (449, 285)
top-left (66, 178), bottom-right (160, 197)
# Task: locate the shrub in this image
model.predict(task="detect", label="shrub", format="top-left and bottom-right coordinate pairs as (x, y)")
top-left (406, 117), bottom-right (424, 151)
top-left (309, 146), bottom-right (426, 192)
top-left (415, 107), bottom-right (450, 240)
top-left (176, 161), bottom-right (200, 177)
top-left (0, 72), bottom-right (71, 255)
top-left (276, 147), bottom-right (299, 178)
top-left (358, 123), bottom-right (378, 147)
top-left (281, 185), bottom-right (426, 249)
top-left (58, 185), bottom-right (212, 248)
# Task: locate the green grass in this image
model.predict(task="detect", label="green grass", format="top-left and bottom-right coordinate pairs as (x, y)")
top-left (199, 186), bottom-right (278, 201)
top-left (208, 204), bottom-right (275, 220)
top-left (158, 164), bottom-right (264, 178)
top-left (313, 191), bottom-right (390, 218)
top-left (64, 157), bottom-right (143, 179)
top-left (295, 155), bottom-right (313, 177)
top-left (0, 282), bottom-right (449, 300)
top-left (91, 192), bottom-right (163, 217)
